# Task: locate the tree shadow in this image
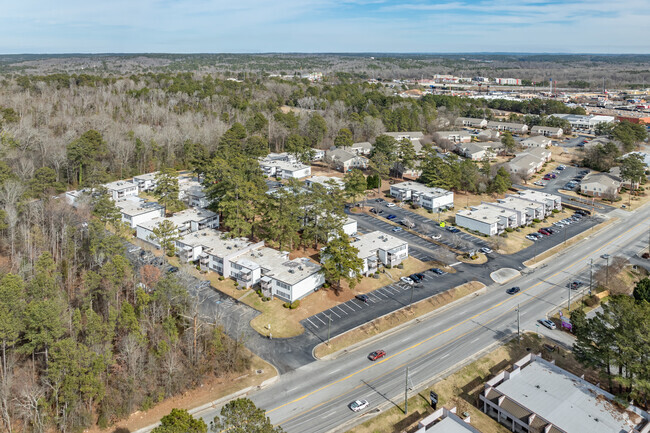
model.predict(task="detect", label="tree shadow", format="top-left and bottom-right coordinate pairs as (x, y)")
top-left (112, 428), bottom-right (130, 433)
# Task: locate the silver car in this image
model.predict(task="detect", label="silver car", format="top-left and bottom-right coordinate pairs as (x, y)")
top-left (349, 399), bottom-right (369, 412)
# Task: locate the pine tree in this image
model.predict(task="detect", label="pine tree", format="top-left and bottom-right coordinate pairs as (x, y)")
top-left (149, 220), bottom-right (179, 258)
top-left (320, 233), bottom-right (364, 291)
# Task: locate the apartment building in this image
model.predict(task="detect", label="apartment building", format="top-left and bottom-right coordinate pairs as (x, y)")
top-left (179, 179), bottom-right (209, 208)
top-left (115, 197), bottom-right (165, 228)
top-left (390, 182), bottom-right (454, 211)
top-left (514, 190), bottom-right (562, 215)
top-left (132, 172), bottom-right (159, 192)
top-left (259, 153), bottom-right (312, 179)
top-left (454, 117), bottom-right (488, 128)
top-left (434, 130), bottom-right (472, 144)
top-left (349, 231), bottom-right (409, 276)
top-left (136, 208), bottom-right (219, 247)
top-left (103, 180), bottom-right (139, 201)
top-left (455, 205), bottom-right (518, 236)
top-left (486, 197), bottom-right (544, 226)
top-left (326, 148), bottom-right (369, 172)
top-left (304, 175), bottom-right (345, 190)
top-left (486, 121), bottom-right (529, 134)
top-left (530, 125), bottom-right (563, 138)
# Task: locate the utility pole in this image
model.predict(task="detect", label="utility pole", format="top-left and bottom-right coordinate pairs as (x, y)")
top-left (606, 256), bottom-right (610, 286)
top-left (589, 259), bottom-right (593, 296)
top-left (404, 367), bottom-right (409, 415)
top-left (564, 226), bottom-right (568, 245)
top-left (568, 284), bottom-right (571, 312)
top-left (516, 304), bottom-right (521, 339)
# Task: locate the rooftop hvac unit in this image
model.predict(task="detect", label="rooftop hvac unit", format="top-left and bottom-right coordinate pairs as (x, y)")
top-left (288, 269), bottom-right (295, 273)
top-left (298, 265), bottom-right (304, 270)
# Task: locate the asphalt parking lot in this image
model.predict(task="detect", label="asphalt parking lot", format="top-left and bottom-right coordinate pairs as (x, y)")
top-left (358, 200), bottom-right (491, 253)
top-left (300, 267), bottom-right (460, 341)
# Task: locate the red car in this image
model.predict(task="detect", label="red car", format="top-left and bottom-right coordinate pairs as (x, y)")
top-left (368, 350), bottom-right (386, 361)
top-left (538, 229), bottom-right (551, 236)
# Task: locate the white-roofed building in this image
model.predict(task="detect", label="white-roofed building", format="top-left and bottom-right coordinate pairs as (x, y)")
top-left (103, 180), bottom-right (138, 201)
top-left (304, 176), bottom-right (344, 190)
top-left (530, 125), bottom-right (563, 138)
top-left (132, 172), bottom-right (160, 192)
top-left (551, 113), bottom-right (615, 132)
top-left (179, 179), bottom-right (209, 208)
top-left (434, 130), bottom-right (472, 144)
top-left (115, 196), bottom-right (165, 228)
top-left (520, 135), bottom-right (552, 148)
top-left (259, 153), bottom-right (312, 179)
top-left (514, 190), bottom-right (562, 215)
top-left (348, 231), bottom-right (409, 276)
top-left (485, 196), bottom-right (544, 226)
top-left (486, 121), bottom-right (528, 134)
top-left (455, 205), bottom-right (518, 236)
top-left (136, 208), bottom-right (219, 247)
top-left (390, 181), bottom-right (454, 211)
top-left (454, 117), bottom-right (488, 128)
top-left (415, 407), bottom-right (482, 433)
top-left (481, 353), bottom-right (650, 433)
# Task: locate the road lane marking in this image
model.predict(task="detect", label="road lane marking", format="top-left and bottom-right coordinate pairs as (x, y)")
top-left (267, 218), bottom-right (649, 419)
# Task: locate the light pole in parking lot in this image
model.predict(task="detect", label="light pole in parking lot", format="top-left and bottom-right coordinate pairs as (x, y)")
top-left (327, 314), bottom-right (332, 345)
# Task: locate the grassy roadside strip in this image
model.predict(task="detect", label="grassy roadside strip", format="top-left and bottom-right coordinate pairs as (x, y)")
top-left (314, 281), bottom-right (485, 359)
top-left (523, 217), bottom-right (618, 267)
top-left (346, 333), bottom-right (593, 433)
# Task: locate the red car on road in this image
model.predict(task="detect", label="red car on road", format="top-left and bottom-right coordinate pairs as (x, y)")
top-left (368, 350), bottom-right (386, 361)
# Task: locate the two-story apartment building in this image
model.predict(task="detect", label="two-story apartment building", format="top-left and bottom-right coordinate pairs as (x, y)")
top-left (454, 117), bottom-right (488, 128)
top-left (259, 153), bottom-right (312, 179)
top-left (486, 121), bottom-right (529, 134)
top-left (349, 231), bottom-right (409, 276)
top-left (115, 197), bottom-right (165, 228)
top-left (103, 180), bottom-right (139, 201)
top-left (136, 208), bottom-right (219, 247)
top-left (390, 182), bottom-right (454, 211)
top-left (132, 172), bottom-right (160, 192)
top-left (455, 205), bottom-right (518, 236)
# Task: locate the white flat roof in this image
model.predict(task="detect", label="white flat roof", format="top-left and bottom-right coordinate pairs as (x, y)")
top-left (352, 231), bottom-right (407, 259)
top-left (247, 247), bottom-right (322, 285)
top-left (496, 358), bottom-right (647, 433)
top-left (427, 417), bottom-right (477, 433)
top-left (457, 205), bottom-right (516, 224)
top-left (517, 190), bottom-right (561, 204)
top-left (391, 181), bottom-right (452, 198)
top-left (133, 171), bottom-right (159, 181)
top-left (306, 176), bottom-right (344, 189)
top-left (138, 208), bottom-right (217, 230)
top-left (178, 229), bottom-right (254, 258)
top-left (494, 196), bottom-right (542, 213)
top-left (260, 158), bottom-right (310, 173)
top-left (115, 197), bottom-right (163, 216)
top-left (103, 180), bottom-right (137, 191)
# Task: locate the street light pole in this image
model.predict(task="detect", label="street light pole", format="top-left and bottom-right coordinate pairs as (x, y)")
top-left (589, 259), bottom-right (593, 296)
top-left (517, 303), bottom-right (521, 339)
top-left (606, 256), bottom-right (610, 287)
top-left (568, 284), bottom-right (571, 312)
top-left (327, 314), bottom-right (332, 345)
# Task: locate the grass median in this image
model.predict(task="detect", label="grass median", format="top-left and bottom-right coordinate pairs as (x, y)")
top-left (314, 281), bottom-right (485, 359)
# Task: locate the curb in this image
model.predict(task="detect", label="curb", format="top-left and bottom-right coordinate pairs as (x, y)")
top-left (315, 283), bottom-right (488, 361)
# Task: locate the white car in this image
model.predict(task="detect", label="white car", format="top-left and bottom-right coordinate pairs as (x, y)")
top-left (430, 233), bottom-right (441, 240)
top-left (525, 235), bottom-right (537, 241)
top-left (480, 247), bottom-right (493, 254)
top-left (539, 319), bottom-right (556, 330)
top-left (386, 203), bottom-right (396, 208)
top-left (400, 277), bottom-right (414, 285)
top-left (349, 399), bottom-right (369, 412)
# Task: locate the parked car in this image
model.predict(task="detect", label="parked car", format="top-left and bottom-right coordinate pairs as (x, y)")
top-left (538, 229), bottom-right (551, 236)
top-left (557, 165), bottom-right (566, 170)
top-left (386, 214), bottom-right (397, 220)
top-left (368, 350), bottom-right (386, 361)
top-left (480, 247), bottom-right (493, 254)
top-left (533, 181), bottom-right (545, 186)
top-left (376, 198), bottom-right (385, 203)
top-left (447, 227), bottom-right (461, 233)
top-left (414, 273), bottom-right (425, 280)
top-left (506, 287), bottom-right (520, 295)
top-left (431, 268), bottom-right (446, 275)
top-left (539, 319), bottom-right (556, 330)
top-left (386, 203), bottom-right (396, 208)
top-left (400, 276), bottom-right (414, 285)
top-left (526, 234), bottom-right (538, 241)
top-left (349, 400), bottom-right (369, 412)
top-left (430, 233), bottom-right (441, 240)
top-left (409, 274), bottom-right (421, 283)
top-left (370, 208), bottom-right (383, 214)
top-left (544, 227), bottom-right (555, 234)
top-left (355, 294), bottom-right (369, 303)
top-left (392, 227), bottom-right (403, 233)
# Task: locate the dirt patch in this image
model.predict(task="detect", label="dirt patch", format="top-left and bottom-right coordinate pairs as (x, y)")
top-left (314, 281), bottom-right (485, 358)
top-left (347, 333), bottom-right (599, 433)
top-left (456, 253), bottom-right (488, 264)
top-left (87, 354), bottom-right (276, 433)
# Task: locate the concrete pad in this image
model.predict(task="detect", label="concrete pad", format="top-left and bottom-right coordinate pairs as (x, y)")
top-left (491, 268), bottom-right (521, 284)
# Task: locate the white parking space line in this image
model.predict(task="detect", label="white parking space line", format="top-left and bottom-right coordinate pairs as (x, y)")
top-left (374, 290), bottom-right (389, 299)
top-left (368, 293), bottom-right (382, 302)
top-left (315, 315), bottom-right (327, 325)
top-left (329, 308), bottom-right (341, 319)
top-left (353, 300), bottom-right (367, 307)
top-left (306, 318), bottom-right (318, 328)
top-left (336, 305), bottom-right (348, 315)
top-left (344, 303), bottom-right (356, 312)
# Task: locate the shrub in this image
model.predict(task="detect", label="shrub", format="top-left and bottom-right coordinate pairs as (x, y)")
top-left (533, 218), bottom-right (541, 223)
top-left (427, 209), bottom-right (433, 214)
top-left (218, 276), bottom-right (225, 281)
top-left (552, 209), bottom-right (559, 213)
top-left (585, 295), bottom-right (600, 307)
top-left (283, 302), bottom-right (291, 308)
top-left (234, 281), bottom-right (239, 288)
top-left (505, 227), bottom-right (514, 233)
top-left (386, 264), bottom-right (392, 269)
top-left (290, 300), bottom-right (300, 309)
top-left (397, 263), bottom-right (403, 269)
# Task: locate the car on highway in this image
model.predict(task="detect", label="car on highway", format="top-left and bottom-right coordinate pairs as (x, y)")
top-left (355, 294), bottom-right (369, 303)
top-left (480, 247), bottom-right (493, 254)
top-left (430, 233), bottom-right (441, 240)
top-left (601, 254), bottom-right (610, 259)
top-left (349, 399), bottom-right (369, 412)
top-left (506, 287), bottom-right (520, 295)
top-left (431, 268), bottom-right (446, 275)
top-left (400, 276), bottom-right (414, 285)
top-left (386, 214), bottom-right (397, 220)
top-left (386, 203), bottom-right (396, 208)
top-left (368, 350), bottom-right (386, 361)
top-left (539, 319), bottom-right (556, 330)
top-left (392, 227), bottom-right (403, 233)
top-left (568, 280), bottom-right (584, 290)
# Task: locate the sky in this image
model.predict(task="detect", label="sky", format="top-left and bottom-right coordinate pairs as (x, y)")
top-left (2, 0), bottom-right (650, 54)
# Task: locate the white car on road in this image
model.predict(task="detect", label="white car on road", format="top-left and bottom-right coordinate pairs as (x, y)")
top-left (349, 399), bottom-right (369, 412)
top-left (480, 247), bottom-right (493, 254)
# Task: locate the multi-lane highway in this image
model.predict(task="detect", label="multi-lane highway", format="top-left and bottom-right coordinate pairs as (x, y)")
top-left (191, 206), bottom-right (649, 433)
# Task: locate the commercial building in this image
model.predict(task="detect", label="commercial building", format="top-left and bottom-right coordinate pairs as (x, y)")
top-left (115, 197), bottom-right (165, 228)
top-left (259, 153), bottom-right (312, 179)
top-left (495, 78), bottom-right (521, 85)
top-left (103, 180), bottom-right (139, 201)
top-left (415, 407), bottom-right (482, 433)
top-left (349, 231), bottom-right (409, 276)
top-left (480, 353), bottom-right (650, 433)
top-left (530, 125), bottom-right (563, 138)
top-left (550, 113), bottom-right (615, 132)
top-left (390, 181), bottom-right (454, 211)
top-left (136, 208), bottom-right (219, 247)
top-left (455, 205), bottom-right (518, 236)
